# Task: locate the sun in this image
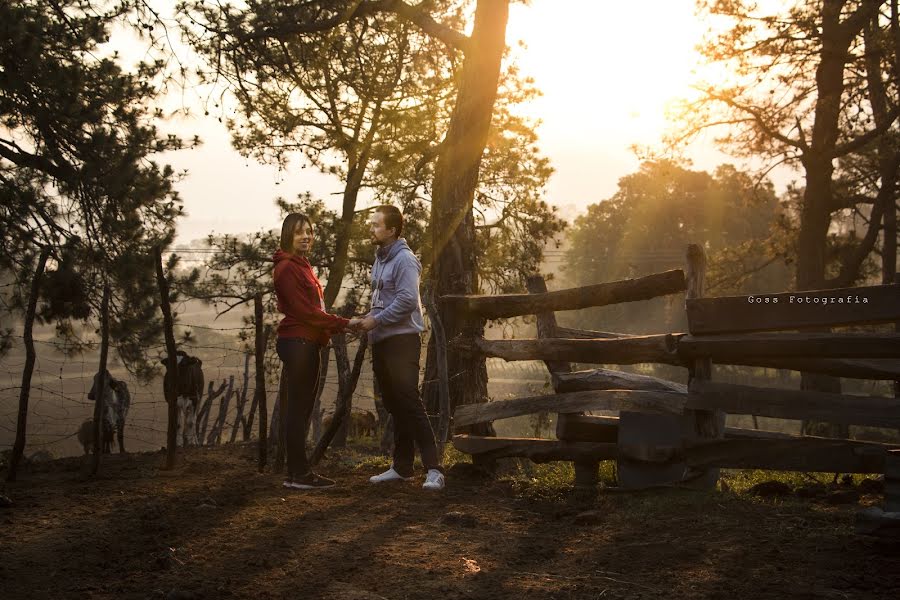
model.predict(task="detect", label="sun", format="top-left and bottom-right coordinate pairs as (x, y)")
top-left (505, 0), bottom-right (707, 145)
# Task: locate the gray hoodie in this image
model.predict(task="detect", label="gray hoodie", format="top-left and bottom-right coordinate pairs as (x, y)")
top-left (368, 238), bottom-right (425, 344)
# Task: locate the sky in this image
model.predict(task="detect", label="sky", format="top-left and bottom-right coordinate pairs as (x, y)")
top-left (149, 0), bottom-right (787, 246)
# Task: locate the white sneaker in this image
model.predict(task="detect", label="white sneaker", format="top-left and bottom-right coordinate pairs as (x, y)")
top-left (369, 466), bottom-right (412, 484)
top-left (423, 469), bottom-right (445, 491)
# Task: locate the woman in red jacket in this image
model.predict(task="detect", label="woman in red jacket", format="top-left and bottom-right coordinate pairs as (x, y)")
top-left (274, 213), bottom-right (349, 489)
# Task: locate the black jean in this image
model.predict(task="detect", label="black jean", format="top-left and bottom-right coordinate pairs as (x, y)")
top-left (276, 337), bottom-right (321, 478)
top-left (371, 333), bottom-right (441, 476)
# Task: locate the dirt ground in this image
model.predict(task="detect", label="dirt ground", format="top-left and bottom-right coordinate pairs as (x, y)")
top-left (1, 443), bottom-right (898, 600)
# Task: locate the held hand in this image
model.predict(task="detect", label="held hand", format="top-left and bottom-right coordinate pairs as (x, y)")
top-left (347, 317), bottom-right (362, 332)
top-left (358, 316), bottom-right (377, 332)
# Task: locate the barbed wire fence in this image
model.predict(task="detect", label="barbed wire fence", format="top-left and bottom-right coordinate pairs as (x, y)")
top-left (0, 316), bottom-right (551, 460)
top-left (1, 243), bottom-right (563, 462)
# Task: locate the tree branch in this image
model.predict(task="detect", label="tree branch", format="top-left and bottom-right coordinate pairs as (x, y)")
top-left (240, 0), bottom-right (470, 52)
top-left (832, 106), bottom-right (900, 157)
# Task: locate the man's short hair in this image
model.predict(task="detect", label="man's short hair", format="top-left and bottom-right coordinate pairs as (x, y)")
top-left (375, 205), bottom-right (403, 237)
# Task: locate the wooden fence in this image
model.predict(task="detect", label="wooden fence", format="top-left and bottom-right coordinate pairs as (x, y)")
top-left (445, 245), bottom-right (900, 499)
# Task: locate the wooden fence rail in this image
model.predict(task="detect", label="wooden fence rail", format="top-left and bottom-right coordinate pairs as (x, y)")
top-left (441, 269), bottom-right (686, 319)
top-left (686, 283), bottom-right (900, 334)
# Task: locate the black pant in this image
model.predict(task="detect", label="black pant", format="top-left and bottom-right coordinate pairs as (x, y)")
top-left (371, 333), bottom-right (441, 476)
top-left (276, 337), bottom-right (321, 478)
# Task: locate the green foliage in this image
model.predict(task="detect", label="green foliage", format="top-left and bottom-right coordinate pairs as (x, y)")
top-left (564, 160), bottom-right (791, 332)
top-left (0, 0), bottom-right (186, 378)
top-left (179, 0), bottom-right (564, 296)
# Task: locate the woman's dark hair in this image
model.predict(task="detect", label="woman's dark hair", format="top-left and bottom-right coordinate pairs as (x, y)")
top-left (375, 205), bottom-right (403, 237)
top-left (280, 213), bottom-right (314, 253)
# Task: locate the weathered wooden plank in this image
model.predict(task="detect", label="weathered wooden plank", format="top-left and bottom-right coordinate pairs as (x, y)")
top-left (678, 333), bottom-right (900, 360)
top-left (452, 435), bottom-right (617, 463)
top-left (686, 283), bottom-right (900, 334)
top-left (556, 414), bottom-right (619, 443)
top-left (461, 335), bottom-right (686, 367)
top-left (442, 270), bottom-right (686, 319)
top-left (453, 389), bottom-right (687, 427)
top-left (683, 437), bottom-right (898, 474)
top-left (718, 357), bottom-right (900, 381)
top-left (554, 413), bottom-right (795, 443)
top-left (555, 327), bottom-right (628, 340)
top-left (683, 243), bottom-right (721, 489)
top-left (688, 380), bottom-right (900, 429)
top-left (555, 368), bottom-right (686, 394)
top-left (526, 275), bottom-right (571, 383)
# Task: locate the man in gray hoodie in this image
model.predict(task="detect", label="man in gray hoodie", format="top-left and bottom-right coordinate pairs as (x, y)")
top-left (351, 205), bottom-right (445, 490)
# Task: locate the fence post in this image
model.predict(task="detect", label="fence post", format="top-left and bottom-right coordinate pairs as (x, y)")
top-left (684, 243), bottom-right (723, 489)
top-left (526, 275), bottom-right (599, 495)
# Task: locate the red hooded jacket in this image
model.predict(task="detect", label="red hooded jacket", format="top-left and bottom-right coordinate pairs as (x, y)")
top-left (273, 249), bottom-right (348, 345)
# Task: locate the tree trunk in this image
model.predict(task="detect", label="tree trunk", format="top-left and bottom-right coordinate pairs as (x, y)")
top-left (322, 150), bottom-right (372, 308)
top-left (7, 247), bottom-right (50, 482)
top-left (90, 282), bottom-right (111, 476)
top-left (425, 0), bottom-right (509, 437)
top-left (255, 293), bottom-right (268, 471)
top-left (796, 2), bottom-right (856, 436)
top-left (154, 246), bottom-right (179, 469)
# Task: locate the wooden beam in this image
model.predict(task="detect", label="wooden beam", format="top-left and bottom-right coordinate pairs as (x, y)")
top-left (683, 437), bottom-right (898, 474)
top-left (688, 380), bottom-right (900, 429)
top-left (555, 327), bottom-right (628, 339)
top-left (678, 333), bottom-right (900, 360)
top-left (685, 243), bottom-right (723, 451)
top-left (452, 435), bottom-right (617, 463)
top-left (556, 414), bottom-right (619, 443)
top-left (714, 357), bottom-right (900, 381)
top-left (461, 335), bottom-right (687, 367)
top-left (526, 275), bottom-right (572, 381)
top-left (453, 389), bottom-right (687, 427)
top-left (555, 368), bottom-right (686, 394)
top-left (555, 413), bottom-right (796, 443)
top-left (686, 283), bottom-right (900, 334)
top-left (442, 269), bottom-right (686, 319)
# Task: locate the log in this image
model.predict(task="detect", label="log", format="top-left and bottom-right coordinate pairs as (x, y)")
top-left (453, 389), bottom-right (687, 427)
top-left (556, 414), bottom-right (619, 443)
top-left (678, 333), bottom-right (900, 360)
top-left (452, 435), bottom-right (617, 463)
top-left (526, 275), bottom-right (572, 380)
top-left (463, 335), bottom-right (686, 367)
top-left (686, 283), bottom-right (900, 334)
top-left (555, 413), bottom-right (795, 443)
top-left (683, 437), bottom-right (899, 474)
top-left (682, 243), bottom-right (721, 489)
top-left (716, 357), bottom-right (900, 380)
top-left (688, 380), bottom-right (900, 429)
top-left (442, 269), bottom-right (686, 319)
top-left (556, 368), bottom-right (686, 394)
top-left (555, 327), bottom-right (628, 340)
